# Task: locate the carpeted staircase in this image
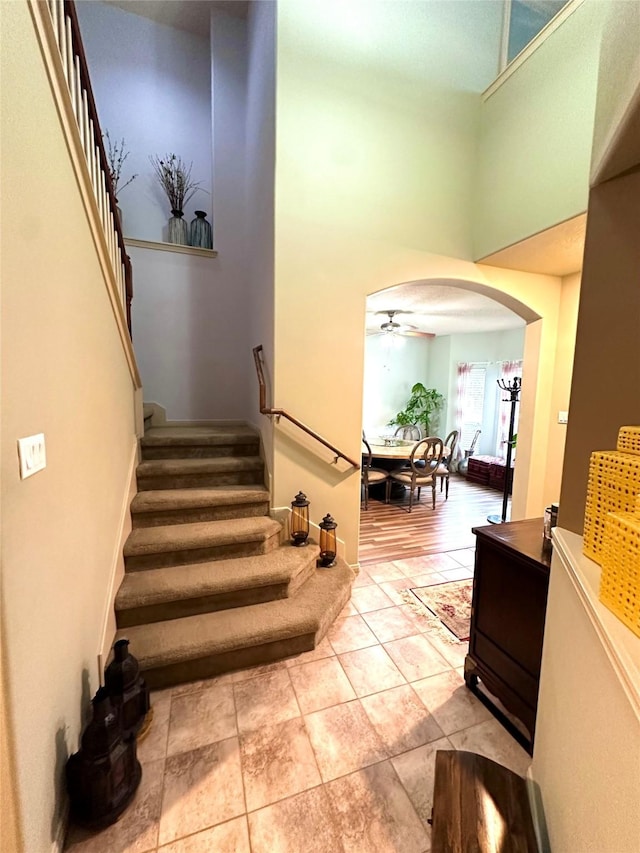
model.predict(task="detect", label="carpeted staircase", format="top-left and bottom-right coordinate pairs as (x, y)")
top-left (114, 425), bottom-right (354, 688)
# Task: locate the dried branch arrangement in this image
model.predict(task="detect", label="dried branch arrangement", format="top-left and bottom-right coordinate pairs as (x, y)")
top-left (104, 131), bottom-right (137, 198)
top-left (149, 153), bottom-right (202, 214)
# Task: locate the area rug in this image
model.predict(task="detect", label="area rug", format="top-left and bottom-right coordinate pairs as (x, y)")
top-left (409, 580), bottom-right (473, 641)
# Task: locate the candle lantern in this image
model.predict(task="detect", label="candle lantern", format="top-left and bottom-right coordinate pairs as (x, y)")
top-left (66, 687), bottom-right (141, 828)
top-left (318, 513), bottom-right (337, 567)
top-left (104, 639), bottom-right (151, 740)
top-left (291, 491), bottom-right (310, 546)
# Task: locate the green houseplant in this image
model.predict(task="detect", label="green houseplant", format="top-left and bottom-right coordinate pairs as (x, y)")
top-left (388, 382), bottom-right (445, 436)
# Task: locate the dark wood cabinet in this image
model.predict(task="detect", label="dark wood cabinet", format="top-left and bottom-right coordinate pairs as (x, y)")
top-left (464, 517), bottom-right (551, 753)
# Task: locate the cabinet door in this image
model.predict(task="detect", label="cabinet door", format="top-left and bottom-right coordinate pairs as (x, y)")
top-left (472, 540), bottom-right (548, 680)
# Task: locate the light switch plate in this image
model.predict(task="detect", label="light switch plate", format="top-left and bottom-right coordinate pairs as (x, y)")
top-left (18, 433), bottom-right (46, 479)
top-left (558, 411), bottom-right (569, 424)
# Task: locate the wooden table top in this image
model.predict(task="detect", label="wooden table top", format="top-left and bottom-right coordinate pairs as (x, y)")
top-left (367, 439), bottom-right (450, 460)
top-left (472, 517), bottom-right (552, 570)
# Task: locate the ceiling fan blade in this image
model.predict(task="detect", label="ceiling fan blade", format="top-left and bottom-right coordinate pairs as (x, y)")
top-left (401, 330), bottom-right (435, 338)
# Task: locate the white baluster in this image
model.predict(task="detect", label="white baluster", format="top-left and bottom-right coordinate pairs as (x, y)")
top-left (58, 10), bottom-right (68, 83)
top-left (49, 0), bottom-right (60, 45)
top-left (88, 119), bottom-right (97, 191)
top-left (65, 17), bottom-right (74, 89)
top-left (73, 56), bottom-right (82, 124)
top-left (81, 92), bottom-right (90, 158)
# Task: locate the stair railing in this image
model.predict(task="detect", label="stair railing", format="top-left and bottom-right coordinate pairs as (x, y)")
top-left (253, 345), bottom-right (359, 469)
top-left (34, 0), bottom-right (133, 334)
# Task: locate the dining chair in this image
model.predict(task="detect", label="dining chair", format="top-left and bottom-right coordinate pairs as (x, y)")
top-left (361, 437), bottom-right (390, 510)
top-left (434, 429), bottom-right (459, 499)
top-left (389, 436), bottom-right (444, 512)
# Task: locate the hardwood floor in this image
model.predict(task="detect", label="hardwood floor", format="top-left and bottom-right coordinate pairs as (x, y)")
top-left (358, 475), bottom-right (508, 565)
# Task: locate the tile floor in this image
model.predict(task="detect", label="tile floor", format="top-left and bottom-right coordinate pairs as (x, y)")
top-left (65, 547), bottom-right (531, 853)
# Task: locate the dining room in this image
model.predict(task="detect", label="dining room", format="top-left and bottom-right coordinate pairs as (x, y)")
top-left (360, 281), bottom-right (525, 563)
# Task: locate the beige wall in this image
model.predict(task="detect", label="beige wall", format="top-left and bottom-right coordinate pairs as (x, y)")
top-left (1, 645), bottom-right (23, 853)
top-left (543, 273), bottom-right (581, 503)
top-left (591, 0), bottom-right (640, 183)
top-left (1, 4), bottom-right (139, 850)
top-left (474, 0), bottom-right (603, 259)
top-left (533, 535), bottom-right (640, 851)
top-left (560, 169), bottom-right (640, 533)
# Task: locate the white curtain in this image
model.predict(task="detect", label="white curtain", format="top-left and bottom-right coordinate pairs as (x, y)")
top-left (496, 360), bottom-right (522, 456)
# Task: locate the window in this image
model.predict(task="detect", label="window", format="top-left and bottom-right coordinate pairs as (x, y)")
top-left (456, 363), bottom-right (487, 451)
top-left (502, 0), bottom-right (570, 69)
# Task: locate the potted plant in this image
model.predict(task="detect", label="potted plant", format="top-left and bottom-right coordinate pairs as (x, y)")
top-left (149, 153), bottom-right (203, 245)
top-left (388, 382), bottom-right (445, 437)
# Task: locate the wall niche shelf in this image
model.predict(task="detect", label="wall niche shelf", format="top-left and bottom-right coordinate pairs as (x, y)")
top-left (124, 237), bottom-right (218, 259)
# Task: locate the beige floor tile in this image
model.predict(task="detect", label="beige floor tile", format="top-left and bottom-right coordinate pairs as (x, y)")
top-left (326, 760), bottom-right (429, 853)
top-left (338, 645), bottom-right (405, 697)
top-left (234, 669), bottom-right (300, 735)
top-left (304, 700), bottom-right (388, 782)
top-left (352, 569), bottom-right (375, 588)
top-left (365, 561), bottom-right (406, 583)
top-left (170, 672), bottom-right (236, 697)
top-left (247, 786), bottom-right (344, 853)
top-left (66, 758), bottom-right (164, 853)
top-left (157, 815), bottom-right (250, 852)
top-left (395, 553), bottom-right (461, 576)
top-left (411, 670), bottom-right (492, 735)
top-left (159, 738), bottom-right (244, 846)
top-left (240, 716), bottom-right (322, 811)
top-left (391, 736), bottom-right (453, 828)
top-left (362, 605), bottom-right (420, 643)
top-left (284, 635), bottom-right (335, 668)
top-left (231, 660), bottom-right (287, 683)
top-left (327, 614), bottom-right (378, 654)
top-left (167, 683), bottom-right (236, 756)
top-left (384, 635), bottom-right (450, 682)
top-left (447, 547), bottom-right (475, 567)
top-left (408, 571), bottom-right (447, 587)
top-left (137, 693), bottom-right (171, 765)
top-left (439, 566), bottom-right (474, 581)
top-left (289, 656), bottom-right (356, 713)
top-left (378, 577), bottom-right (416, 605)
top-left (360, 684), bottom-right (444, 756)
top-left (351, 584), bottom-right (394, 614)
top-left (447, 718), bottom-right (532, 778)
top-left (421, 630), bottom-right (469, 668)
top-left (338, 599), bottom-right (358, 617)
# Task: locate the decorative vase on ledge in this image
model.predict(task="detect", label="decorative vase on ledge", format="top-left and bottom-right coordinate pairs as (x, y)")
top-left (189, 210), bottom-right (213, 249)
top-left (168, 209), bottom-right (188, 245)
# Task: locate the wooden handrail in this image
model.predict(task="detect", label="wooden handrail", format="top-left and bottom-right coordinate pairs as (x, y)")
top-left (253, 345), bottom-right (359, 469)
top-left (60, 0), bottom-right (133, 334)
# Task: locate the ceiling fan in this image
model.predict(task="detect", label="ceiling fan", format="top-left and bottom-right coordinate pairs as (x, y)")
top-left (368, 310), bottom-right (434, 339)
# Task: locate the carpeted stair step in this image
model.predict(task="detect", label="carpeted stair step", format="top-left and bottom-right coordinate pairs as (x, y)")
top-left (130, 486), bottom-right (270, 528)
top-left (116, 543), bottom-right (320, 627)
top-left (141, 425), bottom-right (260, 460)
top-left (116, 558), bottom-right (354, 689)
top-left (136, 456), bottom-right (264, 490)
top-left (124, 516), bottom-right (282, 571)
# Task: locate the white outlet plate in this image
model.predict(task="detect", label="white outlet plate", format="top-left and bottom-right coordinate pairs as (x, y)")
top-left (18, 433), bottom-right (46, 479)
top-left (558, 411), bottom-right (569, 424)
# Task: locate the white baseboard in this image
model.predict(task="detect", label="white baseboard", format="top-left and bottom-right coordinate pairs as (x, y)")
top-left (143, 402), bottom-right (252, 431)
top-left (97, 438), bottom-right (139, 683)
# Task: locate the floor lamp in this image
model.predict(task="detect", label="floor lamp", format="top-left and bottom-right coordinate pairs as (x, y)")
top-left (488, 376), bottom-right (521, 525)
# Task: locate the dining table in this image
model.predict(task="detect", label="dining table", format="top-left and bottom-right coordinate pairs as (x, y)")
top-left (367, 437), bottom-right (451, 461)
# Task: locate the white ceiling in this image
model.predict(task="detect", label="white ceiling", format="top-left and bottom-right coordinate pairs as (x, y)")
top-left (104, 0), bottom-right (248, 36)
top-left (366, 282), bottom-right (526, 338)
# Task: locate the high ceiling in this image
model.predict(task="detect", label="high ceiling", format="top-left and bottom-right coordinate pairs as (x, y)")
top-left (105, 0), bottom-right (248, 35)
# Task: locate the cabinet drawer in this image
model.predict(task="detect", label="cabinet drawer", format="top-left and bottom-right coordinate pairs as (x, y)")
top-left (472, 630), bottom-right (539, 710)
